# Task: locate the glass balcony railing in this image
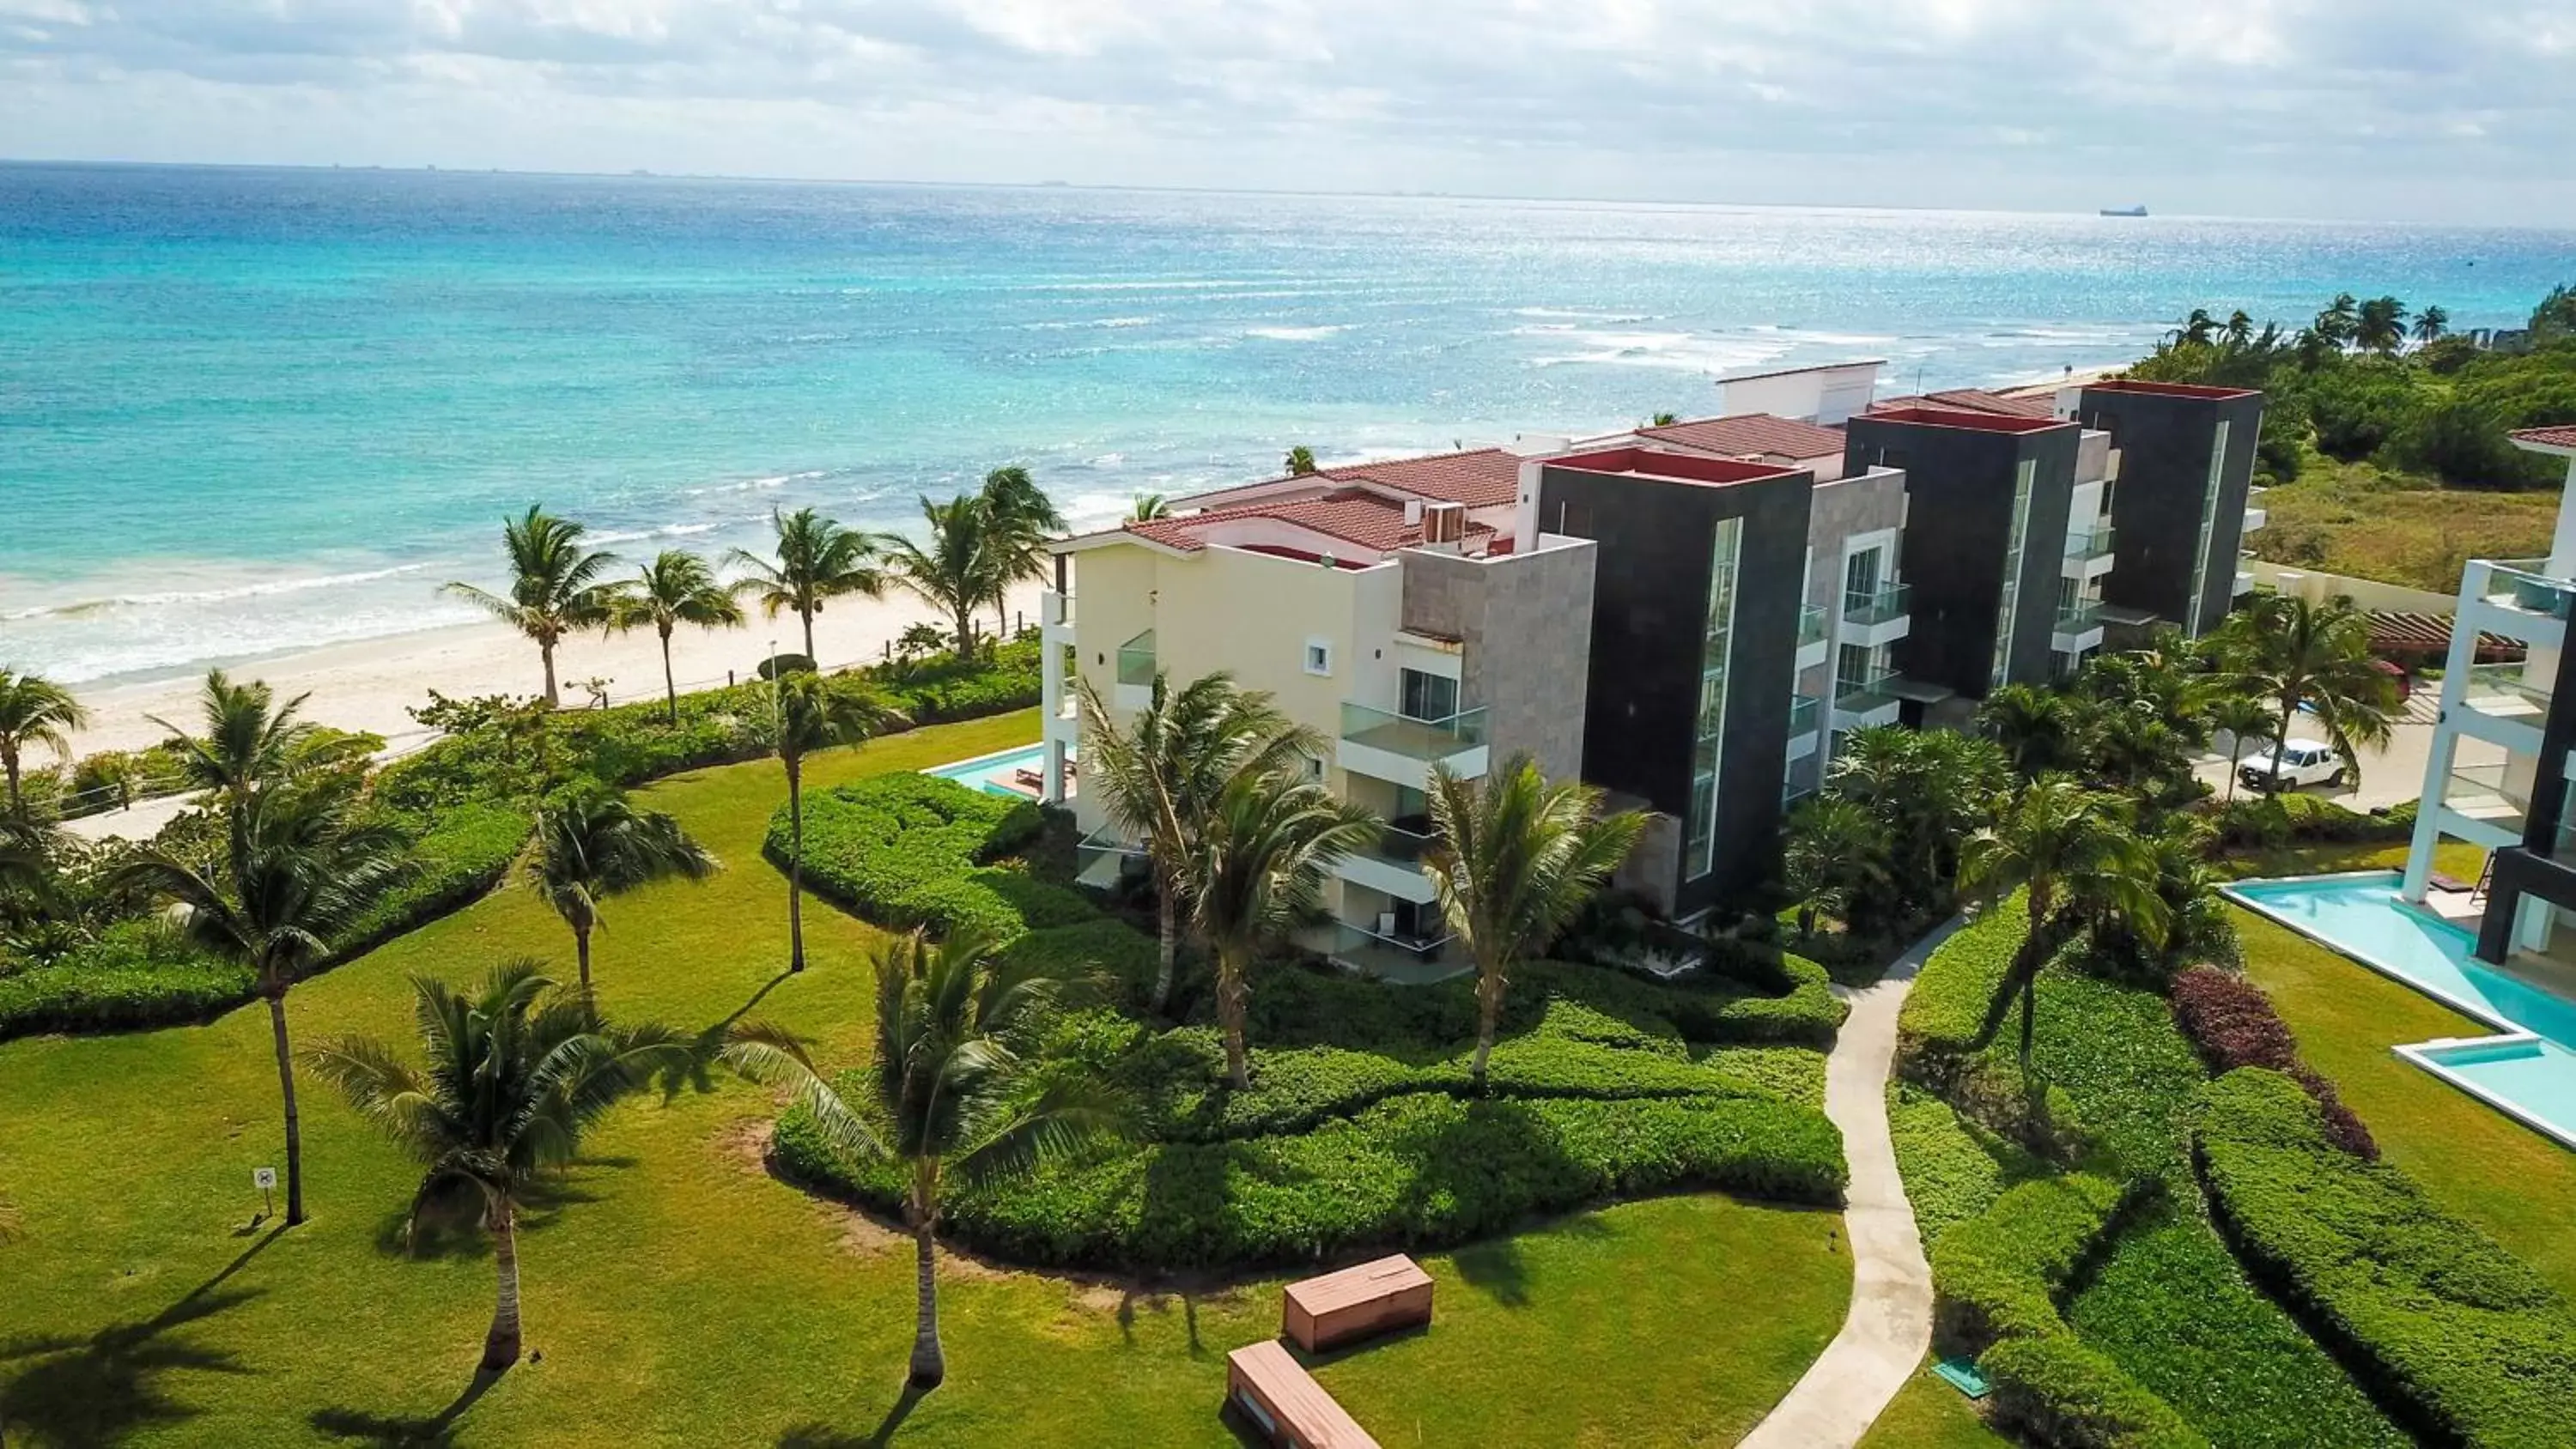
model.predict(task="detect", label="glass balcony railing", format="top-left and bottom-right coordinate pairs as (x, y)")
top-left (1115, 628), bottom-right (1156, 688)
top-left (1835, 668), bottom-right (1899, 715)
top-left (1313, 921), bottom-right (1461, 985)
top-left (1842, 583), bottom-right (1912, 627)
top-left (2480, 561), bottom-right (2576, 621)
top-left (1359, 819), bottom-right (1441, 870)
top-left (2063, 524), bottom-right (2117, 560)
top-left (1787, 694), bottom-right (1821, 738)
top-left (2443, 762), bottom-right (2526, 834)
top-left (2460, 663), bottom-right (2551, 718)
top-left (2054, 598), bottom-right (2106, 632)
top-left (1798, 603), bottom-right (1827, 647)
top-left (1340, 702), bottom-right (1488, 762)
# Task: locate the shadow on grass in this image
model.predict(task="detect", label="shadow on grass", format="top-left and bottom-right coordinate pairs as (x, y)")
top-left (777, 1380), bottom-right (929, 1447)
top-left (0, 1226), bottom-right (280, 1446)
top-left (369, 1170), bottom-right (611, 1262)
top-left (309, 1369), bottom-right (501, 1447)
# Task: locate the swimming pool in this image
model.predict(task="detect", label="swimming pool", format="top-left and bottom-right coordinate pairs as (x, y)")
top-left (923, 742), bottom-right (1069, 800)
top-left (2223, 871), bottom-right (2576, 1149)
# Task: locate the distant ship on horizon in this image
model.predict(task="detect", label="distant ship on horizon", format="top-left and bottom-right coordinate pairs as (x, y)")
top-left (2100, 204), bottom-right (2149, 217)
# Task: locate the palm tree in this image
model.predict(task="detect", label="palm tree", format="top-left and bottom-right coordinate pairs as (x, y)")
top-left (607, 550), bottom-right (745, 723)
top-left (112, 783), bottom-right (410, 1226)
top-left (2355, 296), bottom-right (2409, 355)
top-left (2223, 310), bottom-right (2256, 348)
top-left (2412, 305), bottom-right (2450, 346)
top-left (1979, 683), bottom-right (2087, 778)
top-left (729, 507), bottom-right (885, 663)
top-left (2315, 293), bottom-right (2361, 350)
top-left (1074, 671), bottom-right (1317, 1013)
top-left (149, 670), bottom-right (360, 881)
top-left (1832, 726), bottom-right (2009, 912)
top-left (763, 672), bottom-right (904, 973)
top-left (2178, 308), bottom-right (2218, 346)
top-left (879, 496), bottom-right (999, 658)
top-left (0, 669), bottom-right (87, 817)
top-left (1649, 411), bottom-right (1680, 427)
top-left (1425, 757), bottom-right (1643, 1088)
top-left (2208, 694), bottom-right (2278, 807)
top-left (2214, 593), bottom-right (2397, 795)
top-left (526, 783), bottom-right (717, 999)
top-left (1284, 446), bottom-right (1318, 476)
top-left (978, 466), bottom-right (1064, 641)
top-left (1128, 494), bottom-right (1171, 522)
top-left (723, 928), bottom-right (1118, 1389)
top-left (445, 506), bottom-right (619, 709)
top-left (1188, 771), bottom-right (1380, 1088)
top-left (308, 964), bottom-right (690, 1374)
top-left (1957, 775), bottom-right (2170, 1067)
top-left (1782, 795), bottom-right (1888, 937)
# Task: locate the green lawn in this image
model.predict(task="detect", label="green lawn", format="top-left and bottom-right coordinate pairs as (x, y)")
top-left (1862, 1365), bottom-right (2005, 1449)
top-left (0, 711), bottom-right (1855, 1446)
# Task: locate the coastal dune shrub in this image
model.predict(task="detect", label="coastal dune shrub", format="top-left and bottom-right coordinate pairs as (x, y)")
top-left (2193, 1069), bottom-right (2576, 1448)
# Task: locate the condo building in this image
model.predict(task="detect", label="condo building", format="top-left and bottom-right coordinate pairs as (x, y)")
top-left (2060, 379), bottom-right (2269, 637)
top-left (2402, 427), bottom-right (2576, 963)
top-left (1038, 359), bottom-right (2269, 956)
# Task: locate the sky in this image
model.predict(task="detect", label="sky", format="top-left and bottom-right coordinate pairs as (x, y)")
top-left (4, 0), bottom-right (2575, 224)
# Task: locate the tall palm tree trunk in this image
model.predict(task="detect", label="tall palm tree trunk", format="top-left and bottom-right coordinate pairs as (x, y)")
top-left (1216, 951), bottom-right (1251, 1089)
top-left (1469, 952), bottom-right (1506, 1089)
top-left (2268, 696), bottom-right (2298, 796)
top-left (908, 1183), bottom-right (945, 1388)
top-left (953, 604), bottom-right (975, 660)
top-left (659, 623), bottom-right (679, 724)
top-left (799, 607), bottom-right (817, 664)
top-left (540, 640), bottom-right (561, 710)
top-left (3, 746), bottom-right (21, 817)
top-left (483, 1197), bottom-right (523, 1373)
top-left (2223, 741), bottom-right (2243, 807)
top-left (266, 989), bottom-right (307, 1226)
top-left (1150, 867), bottom-right (1178, 1013)
top-left (787, 763), bottom-right (807, 973)
top-left (574, 924), bottom-right (594, 999)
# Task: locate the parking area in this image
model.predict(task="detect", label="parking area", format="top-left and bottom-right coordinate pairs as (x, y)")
top-left (2192, 689), bottom-right (2457, 813)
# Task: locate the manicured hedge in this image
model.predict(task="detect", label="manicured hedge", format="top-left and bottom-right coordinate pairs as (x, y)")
top-left (2169, 965), bottom-right (2375, 1157)
top-left (1886, 1082), bottom-right (2048, 1252)
top-left (2209, 791), bottom-right (2413, 851)
top-left (772, 773), bottom-right (1081, 944)
top-left (1898, 902), bottom-right (2028, 1064)
top-left (779, 1086), bottom-right (1844, 1270)
top-left (2194, 1069), bottom-right (2576, 1448)
top-left (0, 801), bottom-right (528, 1041)
top-left (1980, 1332), bottom-right (2208, 1449)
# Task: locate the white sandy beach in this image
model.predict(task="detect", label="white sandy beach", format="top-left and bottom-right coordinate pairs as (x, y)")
top-left (64, 581), bottom-right (1047, 758)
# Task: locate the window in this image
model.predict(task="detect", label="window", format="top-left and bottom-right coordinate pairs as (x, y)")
top-left (1304, 639), bottom-right (1333, 676)
top-left (2184, 420), bottom-right (2232, 635)
top-left (1399, 668), bottom-right (1458, 723)
top-left (1683, 518), bottom-right (1744, 882)
top-left (1990, 458), bottom-right (2037, 690)
top-left (1844, 547), bottom-right (1880, 605)
top-left (1837, 642), bottom-right (1874, 696)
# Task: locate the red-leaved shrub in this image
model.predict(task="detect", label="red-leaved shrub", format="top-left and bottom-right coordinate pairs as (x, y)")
top-left (2172, 965), bottom-right (2379, 1159)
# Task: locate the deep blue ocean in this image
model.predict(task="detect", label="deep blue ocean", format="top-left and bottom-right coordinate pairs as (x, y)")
top-left (5, 161), bottom-right (2572, 683)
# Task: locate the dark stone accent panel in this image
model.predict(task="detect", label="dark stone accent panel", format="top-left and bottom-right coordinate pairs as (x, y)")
top-left (2076, 387), bottom-right (2267, 633)
top-left (2476, 634), bottom-right (2576, 962)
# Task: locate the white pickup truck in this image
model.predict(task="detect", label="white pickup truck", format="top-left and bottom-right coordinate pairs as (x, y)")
top-left (2238, 739), bottom-right (2346, 792)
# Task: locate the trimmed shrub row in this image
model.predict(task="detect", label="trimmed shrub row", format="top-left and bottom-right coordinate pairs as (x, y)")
top-left (779, 1085), bottom-right (1844, 1270)
top-left (772, 773), bottom-right (1082, 944)
top-left (2194, 1069), bottom-right (2576, 1448)
top-left (1897, 903), bottom-right (2028, 1064)
top-left (1929, 1174), bottom-right (2205, 1449)
top-left (2169, 965), bottom-right (2375, 1157)
top-left (2208, 791), bottom-right (2414, 851)
top-left (0, 801), bottom-right (529, 1041)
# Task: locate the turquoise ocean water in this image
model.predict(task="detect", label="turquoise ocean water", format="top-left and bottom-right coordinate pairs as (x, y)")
top-left (5, 161), bottom-right (2572, 684)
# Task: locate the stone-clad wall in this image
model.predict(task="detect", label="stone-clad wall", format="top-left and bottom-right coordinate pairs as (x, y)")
top-left (1400, 538), bottom-right (1597, 785)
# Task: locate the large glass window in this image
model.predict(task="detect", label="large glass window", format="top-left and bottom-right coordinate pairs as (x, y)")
top-left (1844, 547), bottom-right (1880, 603)
top-left (1990, 458), bottom-right (2036, 690)
top-left (1399, 668), bottom-right (1459, 724)
top-left (1684, 518), bottom-right (1744, 882)
top-left (2184, 421), bottom-right (2232, 634)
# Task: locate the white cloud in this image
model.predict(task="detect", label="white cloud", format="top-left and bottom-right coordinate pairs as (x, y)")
top-left (2, 0), bottom-right (2572, 221)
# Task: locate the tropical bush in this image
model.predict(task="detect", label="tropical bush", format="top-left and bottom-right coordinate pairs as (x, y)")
top-left (2193, 1069), bottom-right (2576, 1449)
top-left (769, 773), bottom-right (1077, 944)
top-left (2168, 966), bottom-right (2374, 1157)
top-left (2208, 791), bottom-right (2411, 851)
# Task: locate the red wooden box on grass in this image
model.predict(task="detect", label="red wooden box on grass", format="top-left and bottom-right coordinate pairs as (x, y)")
top-left (1225, 1340), bottom-right (1381, 1449)
top-left (1281, 1254), bottom-right (1434, 1353)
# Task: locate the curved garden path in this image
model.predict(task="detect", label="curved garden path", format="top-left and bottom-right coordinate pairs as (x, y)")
top-left (1738, 917), bottom-right (1964, 1449)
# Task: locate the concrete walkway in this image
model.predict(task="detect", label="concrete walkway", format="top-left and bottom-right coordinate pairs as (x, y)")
top-left (1739, 917), bottom-right (1964, 1449)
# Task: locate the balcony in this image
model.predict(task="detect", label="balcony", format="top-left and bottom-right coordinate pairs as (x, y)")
top-left (1832, 668), bottom-right (1903, 729)
top-left (1795, 602), bottom-right (1830, 670)
top-left (1114, 627), bottom-right (1156, 710)
top-left (1839, 582), bottom-right (1913, 647)
top-left (1073, 826), bottom-right (1149, 890)
top-left (1041, 589), bottom-right (1077, 646)
top-left (2439, 761), bottom-right (2527, 846)
top-left (2453, 663), bottom-right (2551, 749)
top-left (1334, 819), bottom-right (1443, 905)
top-left (2051, 597), bottom-right (2107, 651)
top-left (1787, 693), bottom-right (1822, 761)
top-left (2243, 487), bottom-right (2269, 534)
top-left (2063, 524), bottom-right (2117, 570)
top-left (1338, 702), bottom-right (1490, 788)
top-left (1302, 920), bottom-right (1468, 985)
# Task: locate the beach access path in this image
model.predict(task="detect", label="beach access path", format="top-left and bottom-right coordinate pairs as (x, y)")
top-left (1738, 916), bottom-right (1962, 1449)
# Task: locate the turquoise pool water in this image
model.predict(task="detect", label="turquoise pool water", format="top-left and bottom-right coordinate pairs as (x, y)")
top-left (2224, 871), bottom-right (2576, 1149)
top-left (924, 743), bottom-right (1061, 799)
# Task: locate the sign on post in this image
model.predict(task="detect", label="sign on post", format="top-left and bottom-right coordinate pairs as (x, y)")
top-left (253, 1166), bottom-right (276, 1220)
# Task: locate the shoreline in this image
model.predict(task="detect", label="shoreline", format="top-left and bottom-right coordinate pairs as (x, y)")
top-left (63, 581), bottom-right (1045, 757)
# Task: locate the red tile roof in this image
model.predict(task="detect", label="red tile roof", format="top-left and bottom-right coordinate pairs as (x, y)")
top-left (1320, 448), bottom-right (1522, 508)
top-left (2512, 425), bottom-right (2576, 452)
top-left (1871, 387), bottom-right (2057, 420)
top-left (1636, 413), bottom-right (1848, 459)
top-left (1122, 488), bottom-right (1491, 557)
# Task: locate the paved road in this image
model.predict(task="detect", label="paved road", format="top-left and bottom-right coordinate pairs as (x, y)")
top-left (2192, 690), bottom-right (2460, 814)
top-left (1739, 917), bottom-right (1965, 1449)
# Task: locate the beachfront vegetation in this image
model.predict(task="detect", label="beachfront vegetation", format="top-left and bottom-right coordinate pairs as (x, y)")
top-left (975, 464), bottom-right (1066, 641)
top-left (309, 964), bottom-right (694, 1373)
top-left (727, 506), bottom-right (887, 663)
top-left (2132, 286), bottom-right (2576, 588)
top-left (525, 780), bottom-right (717, 999)
top-left (444, 506), bottom-right (622, 709)
top-left (760, 670), bottom-right (904, 975)
top-left (605, 549), bottom-right (745, 723)
top-left (0, 668), bottom-right (88, 818)
top-left (879, 494), bottom-right (1005, 658)
top-left (1425, 758), bottom-right (1646, 1087)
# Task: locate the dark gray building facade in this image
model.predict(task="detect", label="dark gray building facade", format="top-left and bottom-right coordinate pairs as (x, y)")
top-left (2069, 379), bottom-right (2267, 637)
